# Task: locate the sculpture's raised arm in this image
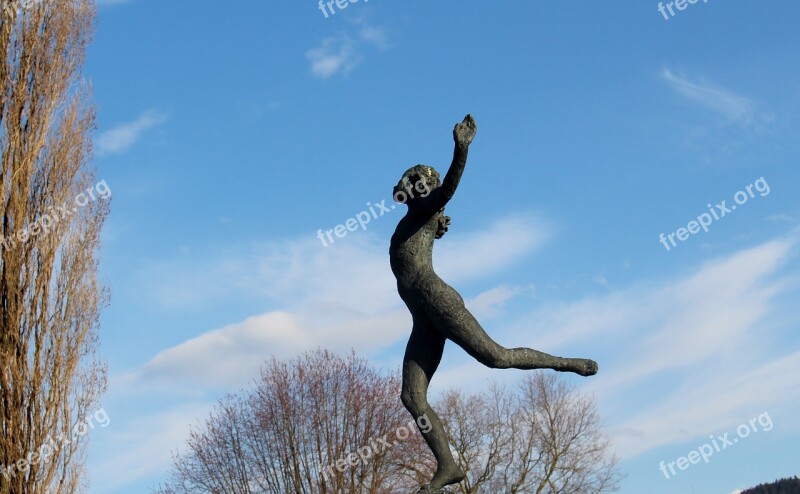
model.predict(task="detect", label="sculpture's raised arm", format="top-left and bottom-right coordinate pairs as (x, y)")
top-left (434, 114), bottom-right (477, 209)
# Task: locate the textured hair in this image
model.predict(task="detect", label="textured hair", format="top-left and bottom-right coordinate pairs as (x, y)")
top-left (394, 164), bottom-right (450, 238)
top-left (394, 164), bottom-right (440, 201)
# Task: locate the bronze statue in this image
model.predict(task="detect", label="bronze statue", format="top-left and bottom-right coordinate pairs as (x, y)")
top-left (390, 115), bottom-right (598, 492)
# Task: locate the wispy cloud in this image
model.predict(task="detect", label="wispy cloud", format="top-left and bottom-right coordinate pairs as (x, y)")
top-left (139, 212), bottom-right (549, 311)
top-left (94, 110), bottom-right (168, 156)
top-left (358, 24), bottom-right (389, 49)
top-left (130, 212), bottom-right (551, 388)
top-left (102, 218), bottom-right (800, 488)
top-left (767, 213), bottom-right (796, 224)
top-left (306, 34), bottom-right (361, 79)
top-left (97, 214), bottom-right (549, 487)
top-left (306, 23), bottom-right (390, 79)
top-left (661, 69), bottom-right (768, 128)
top-left (420, 234), bottom-right (799, 460)
top-left (89, 402), bottom-right (213, 492)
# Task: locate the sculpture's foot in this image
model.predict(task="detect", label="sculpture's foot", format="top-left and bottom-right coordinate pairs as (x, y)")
top-left (574, 358), bottom-right (598, 377)
top-left (418, 465), bottom-right (465, 492)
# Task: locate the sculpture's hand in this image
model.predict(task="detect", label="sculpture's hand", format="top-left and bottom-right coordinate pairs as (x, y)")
top-left (453, 114), bottom-right (477, 147)
top-left (435, 214), bottom-right (450, 239)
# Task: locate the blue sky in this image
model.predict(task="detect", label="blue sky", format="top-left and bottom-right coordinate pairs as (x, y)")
top-left (84, 1), bottom-right (800, 492)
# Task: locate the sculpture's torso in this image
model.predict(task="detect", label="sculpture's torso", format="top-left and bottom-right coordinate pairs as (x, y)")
top-left (390, 208), bottom-right (442, 296)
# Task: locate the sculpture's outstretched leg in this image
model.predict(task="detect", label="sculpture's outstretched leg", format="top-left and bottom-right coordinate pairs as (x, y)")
top-left (423, 284), bottom-right (598, 376)
top-left (401, 319), bottom-right (466, 491)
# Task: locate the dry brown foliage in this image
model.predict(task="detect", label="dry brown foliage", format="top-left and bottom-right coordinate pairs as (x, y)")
top-left (0, 1), bottom-right (107, 493)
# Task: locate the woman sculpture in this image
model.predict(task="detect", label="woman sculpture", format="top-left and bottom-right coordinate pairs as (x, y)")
top-left (390, 114), bottom-right (599, 492)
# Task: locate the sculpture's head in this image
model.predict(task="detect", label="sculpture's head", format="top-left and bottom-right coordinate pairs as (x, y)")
top-left (393, 164), bottom-right (438, 206)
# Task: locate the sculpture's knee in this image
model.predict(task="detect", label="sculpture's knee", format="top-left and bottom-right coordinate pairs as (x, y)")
top-left (401, 387), bottom-right (427, 415)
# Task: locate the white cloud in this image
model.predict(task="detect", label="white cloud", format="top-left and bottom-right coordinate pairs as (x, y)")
top-left (95, 110), bottom-right (168, 156)
top-left (89, 402), bottom-right (213, 493)
top-left (99, 213), bottom-right (550, 486)
top-left (767, 213), bottom-right (796, 223)
top-left (130, 213), bottom-right (550, 388)
top-left (358, 25), bottom-right (389, 48)
top-left (141, 212), bottom-right (549, 312)
top-left (138, 286), bottom-right (534, 391)
top-left (661, 69), bottom-right (753, 122)
top-left (134, 218), bottom-right (800, 429)
top-left (425, 235), bottom-right (799, 460)
top-left (108, 212), bottom-right (800, 488)
top-left (661, 69), bottom-right (769, 128)
top-left (306, 23), bottom-right (390, 79)
top-left (601, 239), bottom-right (790, 388)
top-left (306, 34), bottom-right (361, 79)
top-left (467, 285), bottom-right (533, 319)
top-left (111, 199), bottom-right (800, 488)
top-left (435, 212), bottom-right (550, 283)
top-left (521, 237), bottom-right (798, 458)
top-left (135, 308), bottom-right (409, 389)
top-left (612, 349), bottom-right (800, 458)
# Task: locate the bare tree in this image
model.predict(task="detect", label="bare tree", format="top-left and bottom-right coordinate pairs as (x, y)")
top-left (155, 350), bottom-right (420, 494)
top-left (156, 352), bottom-right (621, 494)
top-left (436, 374), bottom-right (622, 494)
top-left (0, 1), bottom-right (107, 493)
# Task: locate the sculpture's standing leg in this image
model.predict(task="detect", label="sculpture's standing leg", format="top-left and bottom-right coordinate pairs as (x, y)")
top-left (401, 319), bottom-right (466, 491)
